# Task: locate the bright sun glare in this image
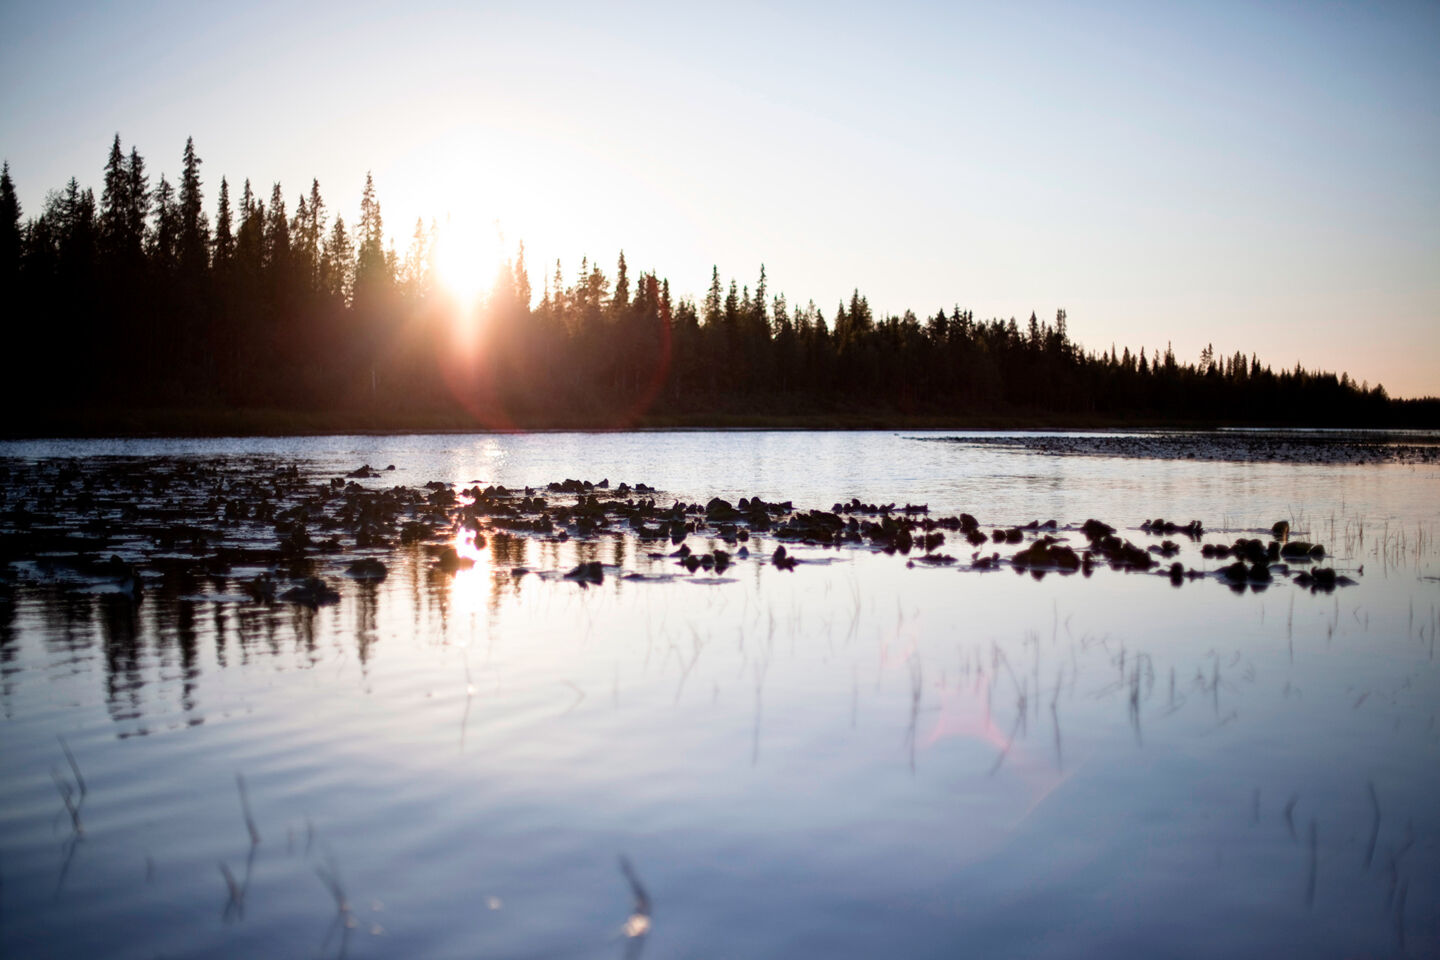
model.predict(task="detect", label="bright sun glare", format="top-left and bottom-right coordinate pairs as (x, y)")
top-left (434, 217), bottom-right (504, 308)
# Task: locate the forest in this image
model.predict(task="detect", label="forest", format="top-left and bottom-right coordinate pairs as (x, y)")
top-left (1, 136), bottom-right (1433, 433)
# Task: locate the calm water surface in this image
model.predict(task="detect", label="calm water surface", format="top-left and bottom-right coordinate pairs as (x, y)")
top-left (1, 431), bottom-right (1437, 959)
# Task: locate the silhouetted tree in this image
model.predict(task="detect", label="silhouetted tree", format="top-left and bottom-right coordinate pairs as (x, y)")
top-left (212, 177), bottom-right (234, 271)
top-left (3, 132), bottom-right (1428, 431)
top-left (612, 249), bottom-right (629, 312)
top-left (320, 215), bottom-right (354, 305)
top-left (355, 172), bottom-right (387, 294)
top-left (150, 175), bottom-right (178, 272)
top-left (0, 162), bottom-right (19, 287)
top-left (178, 137), bottom-right (208, 273)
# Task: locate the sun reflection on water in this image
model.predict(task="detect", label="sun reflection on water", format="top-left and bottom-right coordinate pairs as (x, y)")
top-left (447, 527), bottom-right (492, 617)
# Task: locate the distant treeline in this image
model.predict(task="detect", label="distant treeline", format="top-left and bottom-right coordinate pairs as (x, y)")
top-left (1, 136), bottom-right (1434, 432)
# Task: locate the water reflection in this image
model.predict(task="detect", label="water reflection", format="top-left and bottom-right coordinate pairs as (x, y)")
top-left (1, 442), bottom-right (1438, 960)
top-left (6, 493), bottom-right (1431, 756)
top-left (0, 589), bottom-right (16, 713)
top-left (354, 581), bottom-right (378, 666)
top-left (101, 593), bottom-right (142, 726)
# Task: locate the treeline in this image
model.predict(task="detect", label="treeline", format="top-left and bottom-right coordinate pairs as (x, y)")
top-left (1, 135), bottom-right (1432, 431)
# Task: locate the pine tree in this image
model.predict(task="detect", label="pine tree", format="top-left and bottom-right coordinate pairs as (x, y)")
top-left (99, 142), bottom-right (148, 265)
top-left (753, 264), bottom-right (768, 330)
top-left (833, 300), bottom-right (850, 347)
top-left (399, 217), bottom-right (429, 296)
top-left (703, 266), bottom-right (722, 326)
top-left (848, 289), bottom-right (872, 336)
top-left (290, 195), bottom-right (309, 274)
top-left (773, 292), bottom-right (789, 334)
top-left (151, 175), bottom-right (179, 270)
top-left (234, 179), bottom-right (264, 279)
top-left (612, 250), bottom-right (629, 312)
top-left (355, 172), bottom-right (387, 290)
top-left (302, 179), bottom-right (325, 289)
top-left (573, 256), bottom-right (590, 312)
top-left (513, 241), bottom-right (531, 309)
top-left (0, 162), bottom-right (21, 285)
top-left (124, 148), bottom-right (149, 259)
top-left (99, 135), bottom-right (130, 261)
top-left (212, 177), bottom-right (234, 269)
top-left (551, 258), bottom-right (565, 316)
top-left (319, 216), bottom-right (354, 304)
top-left (178, 136), bottom-right (208, 272)
top-left (264, 182), bottom-right (289, 269)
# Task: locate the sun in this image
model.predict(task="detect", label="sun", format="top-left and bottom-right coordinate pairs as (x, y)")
top-left (434, 216), bottom-right (505, 308)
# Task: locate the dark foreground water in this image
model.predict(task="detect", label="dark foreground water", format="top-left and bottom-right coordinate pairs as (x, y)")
top-left (1, 430), bottom-right (1437, 959)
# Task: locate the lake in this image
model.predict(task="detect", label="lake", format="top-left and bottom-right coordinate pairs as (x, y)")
top-left (1, 430), bottom-right (1437, 959)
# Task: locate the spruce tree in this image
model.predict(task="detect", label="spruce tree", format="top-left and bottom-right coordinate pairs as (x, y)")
top-left (612, 250), bottom-right (629, 312)
top-left (703, 266), bottom-right (722, 326)
top-left (124, 148), bottom-right (149, 261)
top-left (400, 217), bottom-right (428, 296)
top-left (753, 264), bottom-right (768, 331)
top-left (0, 162), bottom-right (20, 286)
top-left (212, 176), bottom-right (234, 270)
top-left (303, 179), bottom-right (325, 289)
top-left (178, 137), bottom-right (208, 272)
top-left (150, 175), bottom-right (178, 271)
top-left (355, 172), bottom-right (387, 290)
top-left (513, 241), bottom-right (531, 309)
top-left (264, 182), bottom-right (289, 269)
top-left (99, 135), bottom-right (130, 262)
top-left (234, 180), bottom-right (264, 280)
top-left (319, 216), bottom-right (353, 304)
top-left (551, 259), bottom-right (565, 315)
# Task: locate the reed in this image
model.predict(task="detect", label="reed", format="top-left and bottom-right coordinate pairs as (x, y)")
top-left (315, 853), bottom-right (355, 956)
top-left (236, 773), bottom-right (260, 846)
top-left (619, 855), bottom-right (653, 946)
top-left (219, 862), bottom-right (242, 922)
top-left (904, 655), bottom-right (923, 774)
top-left (57, 735), bottom-right (86, 798)
top-left (51, 768), bottom-right (82, 835)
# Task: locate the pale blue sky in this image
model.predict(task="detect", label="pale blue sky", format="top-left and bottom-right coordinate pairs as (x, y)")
top-left (3, 0), bottom-right (1437, 396)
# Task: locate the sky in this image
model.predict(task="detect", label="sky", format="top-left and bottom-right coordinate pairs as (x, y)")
top-left (2, 0), bottom-right (1437, 398)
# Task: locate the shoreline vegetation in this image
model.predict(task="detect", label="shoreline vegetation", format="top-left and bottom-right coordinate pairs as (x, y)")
top-left (3, 135), bottom-right (1437, 439)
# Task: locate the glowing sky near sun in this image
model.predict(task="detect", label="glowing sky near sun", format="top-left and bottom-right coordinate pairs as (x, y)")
top-left (2, 0), bottom-right (1436, 397)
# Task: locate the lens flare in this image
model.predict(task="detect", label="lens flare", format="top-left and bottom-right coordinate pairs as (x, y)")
top-left (434, 217), bottom-right (503, 310)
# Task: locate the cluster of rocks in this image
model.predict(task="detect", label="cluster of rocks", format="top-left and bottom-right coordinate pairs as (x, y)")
top-left (0, 457), bottom-right (1359, 611)
top-left (1141, 518), bottom-right (1203, 538)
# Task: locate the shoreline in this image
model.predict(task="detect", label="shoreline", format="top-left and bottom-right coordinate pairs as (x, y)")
top-left (4, 406), bottom-right (1438, 439)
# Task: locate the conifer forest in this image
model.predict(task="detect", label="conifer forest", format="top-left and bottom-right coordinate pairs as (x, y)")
top-left (1, 136), bottom-right (1431, 432)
